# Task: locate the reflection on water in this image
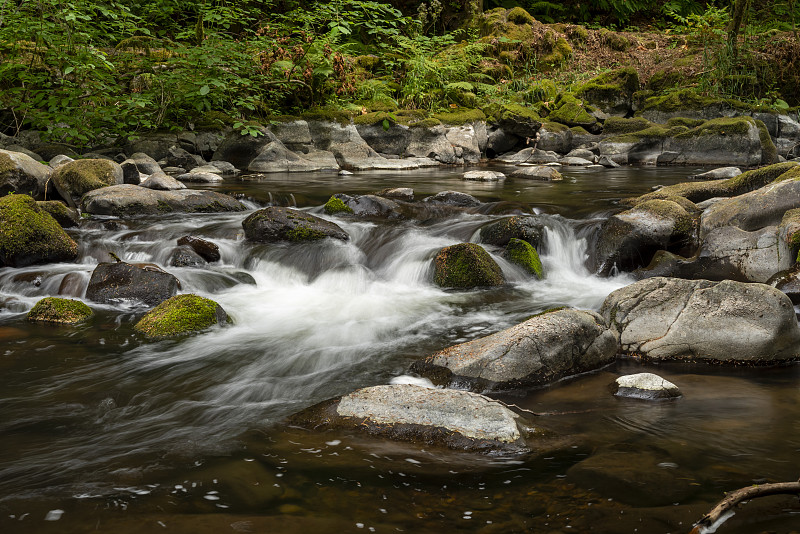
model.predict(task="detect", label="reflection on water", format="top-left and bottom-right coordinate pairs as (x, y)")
top-left (0, 166), bottom-right (798, 533)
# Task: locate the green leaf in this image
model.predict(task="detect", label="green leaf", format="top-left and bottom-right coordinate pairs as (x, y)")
top-left (63, 66), bottom-right (74, 75)
top-left (199, 85), bottom-right (210, 95)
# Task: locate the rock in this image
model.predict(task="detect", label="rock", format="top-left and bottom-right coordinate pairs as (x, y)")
top-left (694, 225), bottom-right (790, 283)
top-left (559, 156), bottom-right (593, 166)
top-left (58, 272), bottom-right (84, 297)
top-left (405, 123), bottom-right (456, 164)
top-left (505, 238), bottom-right (543, 278)
top-left (119, 159), bottom-right (143, 185)
top-left (134, 294), bottom-right (228, 338)
top-left (163, 146), bottom-right (203, 171)
top-left (495, 147), bottom-right (559, 164)
top-left (493, 104), bottom-right (542, 138)
top-left (338, 169), bottom-right (353, 176)
top-left (212, 126), bottom-right (272, 169)
top-left (128, 152), bottom-right (162, 175)
top-left (432, 243), bottom-right (505, 289)
top-left (269, 120), bottom-right (315, 153)
top-left (565, 148), bottom-right (596, 160)
top-left (125, 133), bottom-right (179, 161)
top-left (86, 261), bottom-right (180, 306)
top-left (36, 200), bottom-right (79, 228)
top-left (567, 447), bottom-right (698, 507)
top-left (324, 193), bottom-right (401, 219)
top-left (593, 199), bottom-right (694, 275)
top-left (575, 67), bottom-right (639, 117)
top-left (548, 95), bottom-right (598, 131)
top-left (0, 194), bottom-right (78, 267)
top-left (176, 171), bottom-right (223, 183)
top-left (52, 158), bottom-right (124, 208)
top-left (613, 373), bottom-right (681, 400)
top-left (27, 297), bottom-right (93, 325)
top-left (81, 185), bottom-right (245, 216)
top-left (486, 127), bottom-right (521, 158)
top-left (354, 121), bottom-right (411, 156)
top-left (242, 206), bottom-right (349, 243)
top-left (510, 166), bottom-right (563, 181)
top-left (139, 171), bottom-right (187, 191)
top-left (208, 160), bottom-right (237, 175)
top-left (374, 187), bottom-right (413, 201)
top-left (3, 144), bottom-right (43, 161)
top-left (177, 236), bottom-right (220, 262)
top-left (0, 148), bottom-right (53, 199)
top-left (445, 124), bottom-right (481, 163)
top-left (423, 190), bottom-right (481, 207)
top-left (601, 277), bottom-right (800, 362)
top-left (168, 245), bottom-right (206, 267)
top-left (690, 166), bottom-right (742, 180)
top-left (479, 215), bottom-right (545, 248)
top-left (767, 266), bottom-right (800, 304)
top-left (700, 170), bottom-right (800, 236)
top-left (598, 155), bottom-right (620, 168)
top-left (288, 384), bottom-right (538, 452)
top-left (48, 154), bottom-right (74, 169)
top-left (411, 308), bottom-right (617, 391)
top-left (247, 137), bottom-right (339, 173)
top-left (463, 170), bottom-right (505, 182)
top-left (537, 122), bottom-right (573, 153)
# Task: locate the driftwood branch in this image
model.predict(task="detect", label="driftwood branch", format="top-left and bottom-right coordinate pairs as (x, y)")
top-left (690, 480), bottom-right (800, 534)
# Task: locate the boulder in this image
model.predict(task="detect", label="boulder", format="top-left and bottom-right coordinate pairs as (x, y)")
top-left (242, 206), bottom-right (348, 243)
top-left (497, 147), bottom-right (560, 164)
top-left (486, 127), bottom-right (521, 157)
top-left (559, 156), bottom-right (593, 166)
top-left (374, 187), bottom-right (414, 201)
top-left (139, 171), bottom-right (187, 191)
top-left (411, 308), bottom-right (617, 391)
top-left (505, 238), bottom-right (544, 279)
top-left (575, 67), bottom-right (639, 117)
top-left (168, 245), bottom-right (206, 267)
top-left (354, 121), bottom-right (411, 156)
top-left (536, 122), bottom-right (573, 154)
top-left (405, 123), bottom-right (456, 164)
top-left (493, 104), bottom-right (542, 138)
top-left (124, 133), bottom-right (179, 161)
top-left (269, 120), bottom-right (315, 153)
top-left (48, 154), bottom-right (74, 169)
top-left (208, 160), bottom-right (238, 175)
top-left (134, 294), bottom-right (228, 338)
top-left (433, 243), bottom-right (504, 289)
top-left (479, 215), bottom-right (545, 248)
top-left (86, 261), bottom-right (180, 306)
top-left (593, 199), bottom-right (694, 275)
top-left (693, 225), bottom-right (791, 283)
top-left (288, 384), bottom-right (540, 452)
top-left (52, 158), bottom-right (124, 208)
top-left (463, 170), bottom-right (505, 182)
top-left (27, 297), bottom-right (93, 325)
top-left (547, 95), bottom-right (599, 131)
top-left (767, 266), bottom-right (800, 304)
top-left (324, 193), bottom-right (402, 219)
top-left (612, 373), bottom-right (681, 400)
top-left (247, 137), bottom-right (338, 173)
top-left (510, 166), bottom-right (563, 181)
top-left (163, 146), bottom-right (203, 171)
top-left (0, 149), bottom-right (53, 199)
top-left (81, 185), bottom-right (245, 216)
top-left (423, 190), bottom-right (481, 207)
top-left (601, 277), bottom-right (800, 362)
top-left (0, 194), bottom-right (78, 267)
top-left (212, 126), bottom-right (272, 169)
top-left (565, 148), bottom-right (596, 160)
top-left (119, 159), bottom-right (143, 184)
top-left (176, 171), bottom-right (223, 183)
top-left (445, 124), bottom-right (481, 163)
top-left (690, 167), bottom-right (742, 180)
top-left (128, 152), bottom-right (162, 175)
top-left (36, 200), bottom-right (79, 228)
top-left (177, 235), bottom-right (220, 262)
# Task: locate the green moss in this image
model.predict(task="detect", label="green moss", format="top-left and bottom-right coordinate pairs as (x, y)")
top-left (0, 194), bottom-right (78, 267)
top-left (674, 116), bottom-right (755, 139)
top-left (286, 225), bottom-right (328, 242)
top-left (523, 79), bottom-right (557, 104)
top-left (300, 109), bottom-right (354, 125)
top-left (632, 200), bottom-right (693, 235)
top-left (570, 126), bottom-right (590, 135)
top-left (540, 37), bottom-right (572, 69)
top-left (505, 238), bottom-right (543, 279)
top-left (666, 117), bottom-right (705, 129)
top-left (36, 200), bottom-right (77, 228)
top-left (639, 89), bottom-right (760, 114)
top-left (774, 165), bottom-right (800, 183)
top-left (410, 117), bottom-right (442, 128)
top-left (507, 6), bottom-right (535, 25)
top-left (433, 243), bottom-right (505, 289)
top-left (52, 159), bottom-right (119, 199)
top-left (355, 54), bottom-right (380, 70)
top-left (324, 195), bottom-right (354, 215)
top-left (486, 103), bottom-right (541, 125)
top-left (134, 294), bottom-right (226, 339)
top-left (603, 116), bottom-right (653, 134)
top-left (647, 69), bottom-right (683, 92)
top-left (266, 114), bottom-right (302, 124)
top-left (194, 110), bottom-right (236, 131)
top-left (566, 25), bottom-right (588, 44)
top-left (576, 67), bottom-right (639, 103)
top-left (27, 297), bottom-right (93, 325)
top-left (781, 208), bottom-right (800, 248)
top-left (432, 108), bottom-right (485, 126)
top-left (599, 29), bottom-right (630, 51)
top-left (756, 119), bottom-right (778, 165)
top-left (353, 111), bottom-right (397, 126)
top-left (0, 152), bottom-right (16, 176)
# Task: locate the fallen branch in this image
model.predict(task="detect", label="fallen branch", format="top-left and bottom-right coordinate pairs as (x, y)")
top-left (690, 479), bottom-right (800, 534)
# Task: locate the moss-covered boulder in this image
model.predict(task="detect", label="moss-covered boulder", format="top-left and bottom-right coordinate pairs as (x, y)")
top-left (576, 67), bottom-right (639, 116)
top-left (486, 103), bottom-right (542, 138)
top-left (36, 200), bottom-right (79, 228)
top-left (547, 94), bottom-right (598, 131)
top-left (433, 243), bottom-right (505, 289)
top-left (0, 194), bottom-right (78, 268)
top-left (0, 148), bottom-right (52, 199)
top-left (27, 297), bottom-right (93, 325)
top-left (134, 294), bottom-right (228, 339)
top-left (479, 216), bottom-right (545, 248)
top-left (243, 206), bottom-right (349, 243)
top-left (505, 238), bottom-right (544, 279)
top-left (52, 158), bottom-right (124, 208)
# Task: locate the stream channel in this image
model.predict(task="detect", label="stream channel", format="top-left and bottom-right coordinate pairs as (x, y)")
top-left (1, 165), bottom-right (798, 533)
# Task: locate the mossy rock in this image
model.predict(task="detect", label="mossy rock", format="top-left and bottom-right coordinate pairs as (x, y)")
top-left (433, 243), bottom-right (505, 289)
top-left (576, 67), bottom-right (639, 113)
top-left (524, 79), bottom-right (558, 104)
top-left (52, 158), bottom-right (123, 207)
top-left (647, 69), bottom-right (684, 92)
top-left (638, 89), bottom-right (758, 115)
top-left (134, 294), bottom-right (228, 339)
top-left (409, 117), bottom-right (442, 129)
top-left (0, 194), bottom-right (78, 268)
top-left (673, 116), bottom-right (755, 138)
top-left (540, 37), bottom-right (572, 69)
top-left (666, 117), bottom-right (705, 129)
top-left (479, 216), bottom-right (544, 248)
top-left (432, 108), bottom-right (486, 126)
top-left (300, 109), bottom-right (355, 125)
top-left (36, 200), bottom-right (79, 228)
top-left (243, 206), bottom-right (349, 243)
top-left (755, 119), bottom-right (778, 165)
top-left (324, 195), bottom-right (354, 215)
top-left (603, 117), bottom-right (653, 135)
top-left (566, 25), bottom-right (589, 44)
top-left (194, 110), bottom-right (236, 131)
top-left (606, 124), bottom-right (679, 143)
top-left (506, 6), bottom-right (535, 25)
top-left (505, 238), bottom-right (543, 279)
top-left (599, 29), bottom-right (631, 51)
top-left (27, 297), bottom-right (92, 325)
top-left (548, 94), bottom-right (596, 129)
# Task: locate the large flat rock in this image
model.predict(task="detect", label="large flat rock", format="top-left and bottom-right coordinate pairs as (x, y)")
top-left (81, 185), bottom-right (246, 216)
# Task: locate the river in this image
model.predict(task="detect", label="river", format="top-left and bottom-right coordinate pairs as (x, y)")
top-left (1, 165), bottom-right (798, 533)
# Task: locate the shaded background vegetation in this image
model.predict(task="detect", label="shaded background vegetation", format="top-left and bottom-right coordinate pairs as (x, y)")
top-left (0, 0), bottom-right (797, 146)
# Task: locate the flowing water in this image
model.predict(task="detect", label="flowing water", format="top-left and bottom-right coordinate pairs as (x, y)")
top-left (1, 165), bottom-right (798, 533)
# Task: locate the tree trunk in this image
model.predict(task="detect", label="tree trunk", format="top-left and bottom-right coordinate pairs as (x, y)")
top-left (727, 0), bottom-right (750, 58)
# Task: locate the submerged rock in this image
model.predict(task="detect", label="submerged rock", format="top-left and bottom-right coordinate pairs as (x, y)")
top-left (243, 206), bottom-right (349, 243)
top-left (289, 384), bottom-right (545, 453)
top-left (411, 308), bottom-right (618, 391)
top-left (134, 294), bottom-right (228, 339)
top-left (168, 245), bottom-right (206, 268)
top-left (613, 373), bottom-right (681, 400)
top-left (27, 297), bottom-right (93, 325)
top-left (0, 194), bottom-right (78, 267)
top-left (602, 277), bottom-right (800, 362)
top-left (433, 243), bottom-right (505, 289)
top-left (85, 261), bottom-right (180, 306)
